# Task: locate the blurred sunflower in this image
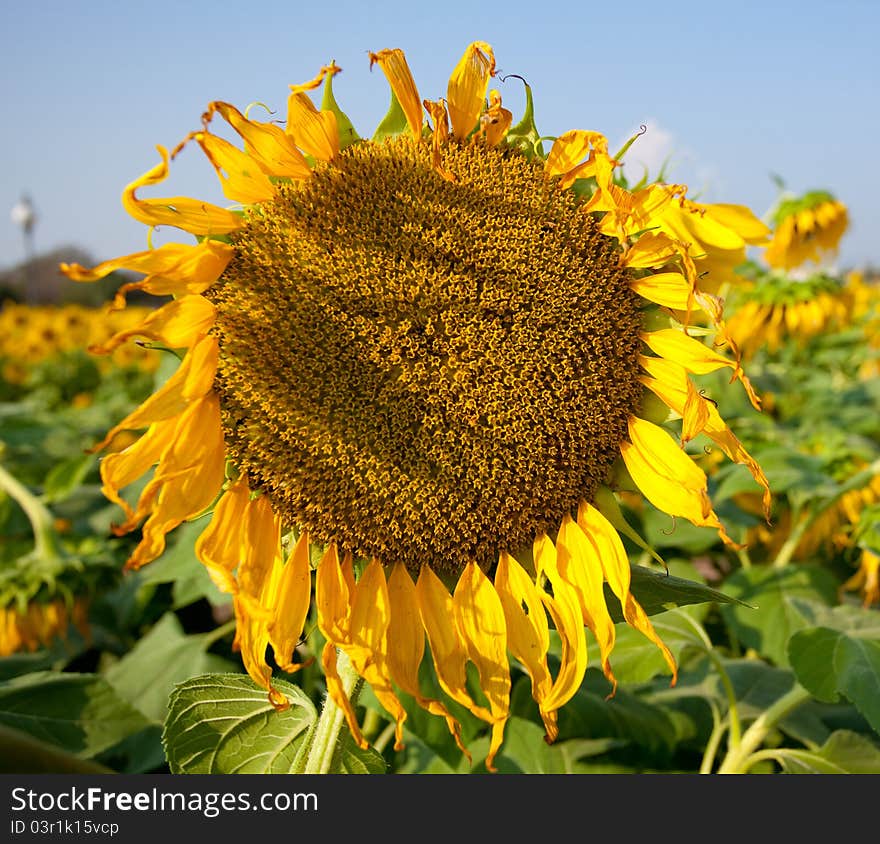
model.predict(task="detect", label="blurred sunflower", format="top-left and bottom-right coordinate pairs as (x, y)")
top-left (0, 596), bottom-right (89, 656)
top-left (61, 42), bottom-right (769, 769)
top-left (725, 270), bottom-right (853, 357)
top-left (764, 189), bottom-right (849, 272)
top-left (0, 302), bottom-right (161, 382)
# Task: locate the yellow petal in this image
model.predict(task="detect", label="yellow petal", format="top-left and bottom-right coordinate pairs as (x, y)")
top-left (386, 564), bottom-right (468, 757)
top-left (369, 49), bottom-right (423, 139)
top-left (494, 551), bottom-right (552, 732)
top-left (555, 514), bottom-right (617, 689)
top-left (532, 533), bottom-right (588, 723)
top-left (186, 131), bottom-right (277, 204)
top-left (315, 543), bottom-right (350, 643)
top-left (347, 561), bottom-right (408, 751)
top-left (621, 416), bottom-right (738, 547)
top-left (640, 355), bottom-right (771, 520)
top-left (125, 393), bottom-right (226, 570)
top-left (629, 271), bottom-right (696, 310)
top-left (453, 562), bottom-right (510, 773)
top-left (479, 90), bottom-right (513, 147)
top-left (320, 639), bottom-right (366, 746)
top-left (416, 566), bottom-right (490, 721)
top-left (89, 295), bottom-right (215, 354)
top-left (205, 101), bottom-right (312, 180)
top-left (446, 41), bottom-right (495, 140)
top-left (194, 479), bottom-right (251, 594)
top-left (577, 501), bottom-right (676, 681)
top-left (705, 203), bottom-right (771, 244)
top-left (235, 495), bottom-right (284, 700)
top-left (622, 231), bottom-right (679, 268)
top-left (287, 66), bottom-right (340, 161)
top-left (641, 328), bottom-right (762, 411)
top-left (122, 146), bottom-right (242, 235)
top-left (544, 130), bottom-right (608, 189)
top-left (423, 99), bottom-right (455, 182)
top-left (98, 417), bottom-right (177, 525)
top-left (60, 240), bottom-right (234, 309)
top-left (267, 531), bottom-right (313, 673)
top-left (89, 334), bottom-right (218, 452)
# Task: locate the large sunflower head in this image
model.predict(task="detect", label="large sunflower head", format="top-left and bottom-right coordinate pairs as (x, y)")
top-left (764, 189), bottom-right (849, 272)
top-left (61, 42), bottom-right (770, 770)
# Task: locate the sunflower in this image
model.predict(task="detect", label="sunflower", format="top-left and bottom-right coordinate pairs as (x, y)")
top-left (764, 189), bottom-right (849, 272)
top-left (61, 42), bottom-right (770, 769)
top-left (0, 302), bottom-right (161, 382)
top-left (725, 269), bottom-right (853, 357)
top-left (0, 596), bottom-right (89, 656)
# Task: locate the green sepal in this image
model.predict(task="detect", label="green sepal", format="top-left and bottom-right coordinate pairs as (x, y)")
top-left (372, 89), bottom-right (410, 142)
top-left (321, 64), bottom-right (360, 151)
top-left (593, 485), bottom-right (667, 569)
top-left (503, 76), bottom-right (544, 160)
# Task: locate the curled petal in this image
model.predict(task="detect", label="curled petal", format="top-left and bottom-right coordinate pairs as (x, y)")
top-left (124, 393), bottom-right (226, 570)
top-left (369, 49), bottom-right (423, 139)
top-left (642, 328), bottom-right (762, 411)
top-left (89, 335), bottom-right (218, 452)
top-left (287, 66), bottom-right (341, 161)
top-left (60, 240), bottom-right (234, 309)
top-left (182, 131), bottom-right (276, 205)
top-left (122, 146), bottom-right (242, 235)
top-left (577, 502), bottom-right (676, 681)
top-left (205, 101), bottom-right (312, 179)
top-left (89, 295), bottom-right (215, 354)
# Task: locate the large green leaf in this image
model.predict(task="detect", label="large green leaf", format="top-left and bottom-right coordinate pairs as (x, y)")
top-left (42, 452), bottom-right (96, 503)
top-left (105, 613), bottom-right (235, 722)
top-left (0, 671), bottom-right (150, 759)
top-left (587, 607), bottom-right (706, 685)
top-left (719, 566), bottom-right (838, 666)
top-left (465, 717), bottom-right (622, 774)
top-left (775, 730), bottom-right (880, 774)
top-left (163, 674), bottom-right (318, 774)
top-left (135, 519), bottom-right (222, 609)
top-left (788, 624), bottom-right (880, 735)
top-left (607, 565), bottom-right (750, 623)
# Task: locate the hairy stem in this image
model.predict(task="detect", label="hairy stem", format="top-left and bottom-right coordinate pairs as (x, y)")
top-left (303, 649), bottom-right (362, 774)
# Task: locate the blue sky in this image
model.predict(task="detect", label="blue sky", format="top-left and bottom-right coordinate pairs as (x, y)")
top-left (2, 0), bottom-right (878, 273)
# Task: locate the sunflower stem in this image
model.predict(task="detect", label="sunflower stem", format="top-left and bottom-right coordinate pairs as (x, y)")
top-left (0, 460), bottom-right (62, 562)
top-left (715, 683), bottom-right (812, 774)
top-left (303, 649), bottom-right (362, 774)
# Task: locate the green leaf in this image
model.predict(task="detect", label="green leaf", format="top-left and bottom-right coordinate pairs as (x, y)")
top-left (372, 91), bottom-right (410, 142)
top-left (320, 64), bottom-right (360, 150)
top-left (775, 730), bottom-right (880, 774)
top-left (554, 668), bottom-right (679, 758)
top-left (338, 732), bottom-right (387, 773)
top-left (0, 671), bottom-right (151, 759)
top-left (588, 608), bottom-right (707, 685)
top-left (105, 613), bottom-right (235, 722)
top-left (607, 565), bottom-right (750, 623)
top-left (788, 625), bottom-right (880, 734)
top-left (42, 453), bottom-right (96, 503)
top-left (0, 724), bottom-right (115, 773)
top-left (163, 673), bottom-right (317, 774)
top-left (135, 519), bottom-right (222, 609)
top-left (720, 566), bottom-right (838, 666)
top-left (466, 717), bottom-right (621, 773)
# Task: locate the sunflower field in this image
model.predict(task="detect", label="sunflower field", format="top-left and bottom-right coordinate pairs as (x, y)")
top-left (2, 42), bottom-right (880, 777)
